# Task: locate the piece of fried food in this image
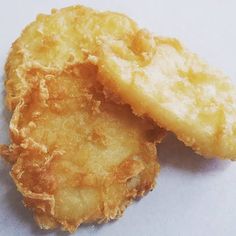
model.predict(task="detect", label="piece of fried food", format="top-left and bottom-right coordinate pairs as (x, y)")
top-left (3, 63), bottom-right (163, 232)
top-left (96, 29), bottom-right (236, 159)
top-left (1, 6), bottom-right (164, 232)
top-left (5, 5), bottom-right (138, 111)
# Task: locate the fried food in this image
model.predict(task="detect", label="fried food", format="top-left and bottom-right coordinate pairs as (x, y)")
top-left (3, 64), bottom-right (163, 232)
top-left (1, 6), bottom-right (164, 232)
top-left (5, 5), bottom-right (138, 111)
top-left (96, 30), bottom-right (236, 159)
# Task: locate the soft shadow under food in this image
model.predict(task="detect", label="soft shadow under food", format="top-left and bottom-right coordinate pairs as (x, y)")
top-left (158, 133), bottom-right (230, 173)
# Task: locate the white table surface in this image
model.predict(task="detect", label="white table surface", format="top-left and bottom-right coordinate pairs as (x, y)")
top-left (0, 1), bottom-right (236, 236)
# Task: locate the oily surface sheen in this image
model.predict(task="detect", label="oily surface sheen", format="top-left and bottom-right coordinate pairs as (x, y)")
top-left (1, 6), bottom-right (164, 232)
top-left (96, 30), bottom-right (236, 159)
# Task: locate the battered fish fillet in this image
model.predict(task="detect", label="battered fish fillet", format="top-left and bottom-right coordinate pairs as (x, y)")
top-left (96, 30), bottom-right (236, 160)
top-left (1, 6), bottom-right (165, 232)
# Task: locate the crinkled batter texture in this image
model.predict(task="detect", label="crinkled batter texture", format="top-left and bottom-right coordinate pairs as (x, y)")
top-left (96, 29), bottom-right (236, 160)
top-left (3, 63), bottom-right (163, 232)
top-left (5, 5), bottom-right (138, 111)
top-left (1, 6), bottom-right (165, 232)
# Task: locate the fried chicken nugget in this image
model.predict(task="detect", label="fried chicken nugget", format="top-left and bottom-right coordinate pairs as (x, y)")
top-left (96, 30), bottom-right (236, 159)
top-left (1, 6), bottom-right (164, 232)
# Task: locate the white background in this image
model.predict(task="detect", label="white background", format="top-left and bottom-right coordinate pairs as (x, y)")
top-left (0, 1), bottom-right (236, 236)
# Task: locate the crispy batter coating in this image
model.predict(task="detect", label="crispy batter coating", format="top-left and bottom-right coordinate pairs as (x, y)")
top-left (1, 6), bottom-right (164, 232)
top-left (5, 5), bottom-right (138, 111)
top-left (5, 64), bottom-right (162, 231)
top-left (96, 30), bottom-right (236, 159)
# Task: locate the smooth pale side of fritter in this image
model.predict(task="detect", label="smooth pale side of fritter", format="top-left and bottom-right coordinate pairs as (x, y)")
top-left (95, 30), bottom-right (236, 159)
top-left (3, 63), bottom-right (163, 232)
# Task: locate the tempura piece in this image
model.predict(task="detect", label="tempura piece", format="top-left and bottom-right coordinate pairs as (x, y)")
top-left (1, 5), bottom-right (165, 232)
top-left (5, 5), bottom-right (138, 111)
top-left (96, 30), bottom-right (236, 159)
top-left (3, 63), bottom-right (163, 232)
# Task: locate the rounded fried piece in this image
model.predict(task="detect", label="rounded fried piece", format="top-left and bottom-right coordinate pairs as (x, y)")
top-left (96, 30), bottom-right (236, 160)
top-left (3, 6), bottom-right (164, 232)
top-left (5, 5), bottom-right (138, 111)
top-left (6, 63), bottom-right (163, 232)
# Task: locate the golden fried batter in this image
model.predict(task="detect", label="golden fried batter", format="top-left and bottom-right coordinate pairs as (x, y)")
top-left (5, 5), bottom-right (138, 111)
top-left (3, 64), bottom-right (163, 232)
top-left (1, 6), bottom-right (164, 232)
top-left (96, 30), bottom-right (236, 159)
